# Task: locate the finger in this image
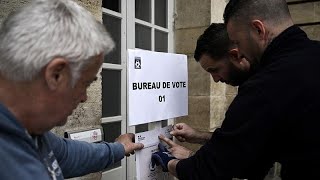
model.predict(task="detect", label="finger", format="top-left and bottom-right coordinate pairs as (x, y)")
top-left (170, 128), bottom-right (184, 136)
top-left (159, 134), bottom-right (176, 147)
top-left (133, 142), bottom-right (144, 150)
top-left (170, 129), bottom-right (180, 136)
top-left (125, 143), bottom-right (143, 156)
top-left (176, 136), bottom-right (186, 142)
top-left (175, 123), bottom-right (184, 130)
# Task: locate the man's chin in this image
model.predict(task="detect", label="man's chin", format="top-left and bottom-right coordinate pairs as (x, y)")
top-left (227, 81), bottom-right (240, 86)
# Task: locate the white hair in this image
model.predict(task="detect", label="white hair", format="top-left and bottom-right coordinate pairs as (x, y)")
top-left (0, 0), bottom-right (114, 86)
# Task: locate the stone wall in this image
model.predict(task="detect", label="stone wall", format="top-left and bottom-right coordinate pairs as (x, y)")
top-left (174, 0), bottom-right (237, 153)
top-left (174, 0), bottom-right (212, 151)
top-left (0, 0), bottom-right (31, 25)
top-left (287, 0), bottom-right (320, 40)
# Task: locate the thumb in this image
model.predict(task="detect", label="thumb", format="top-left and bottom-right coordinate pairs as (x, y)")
top-left (133, 142), bottom-right (144, 150)
top-left (174, 123), bottom-right (184, 130)
top-left (170, 128), bottom-right (183, 136)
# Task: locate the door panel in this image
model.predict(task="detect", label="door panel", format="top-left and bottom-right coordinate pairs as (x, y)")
top-left (102, 0), bottom-right (173, 179)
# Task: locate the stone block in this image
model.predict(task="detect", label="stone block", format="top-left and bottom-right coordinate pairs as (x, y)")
top-left (189, 72), bottom-right (211, 96)
top-left (225, 85), bottom-right (238, 96)
top-left (86, 79), bottom-right (102, 104)
top-left (289, 2), bottom-right (316, 24)
top-left (0, 0), bottom-right (31, 24)
top-left (211, 0), bottom-right (227, 23)
top-left (187, 55), bottom-right (201, 72)
top-left (53, 102), bottom-right (102, 137)
top-left (210, 96), bottom-right (227, 129)
top-left (175, 0), bottom-right (211, 29)
top-left (301, 25), bottom-right (320, 41)
top-left (73, 0), bottom-right (102, 22)
top-left (210, 81), bottom-right (226, 96)
top-left (315, 2), bottom-right (320, 22)
top-left (188, 56), bottom-right (211, 96)
top-left (175, 26), bottom-right (208, 54)
top-left (176, 96), bottom-right (211, 131)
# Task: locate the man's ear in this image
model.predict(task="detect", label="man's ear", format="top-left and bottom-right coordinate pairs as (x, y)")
top-left (229, 48), bottom-right (241, 63)
top-left (251, 20), bottom-right (266, 40)
top-left (44, 58), bottom-right (70, 90)
top-left (228, 48), bottom-right (250, 70)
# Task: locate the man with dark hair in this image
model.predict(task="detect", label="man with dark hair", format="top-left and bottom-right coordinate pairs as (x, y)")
top-left (152, 23), bottom-right (270, 179)
top-left (152, 0), bottom-right (320, 179)
top-left (223, 0), bottom-right (294, 66)
top-left (162, 23), bottom-right (253, 158)
top-left (223, 0), bottom-right (320, 178)
top-left (193, 23), bottom-right (253, 86)
top-left (170, 23), bottom-right (253, 148)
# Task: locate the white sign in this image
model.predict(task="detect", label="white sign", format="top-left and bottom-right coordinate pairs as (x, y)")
top-left (135, 125), bottom-right (173, 180)
top-left (128, 49), bottom-right (188, 126)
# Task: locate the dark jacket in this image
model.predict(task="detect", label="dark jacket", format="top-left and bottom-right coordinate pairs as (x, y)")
top-left (176, 26), bottom-right (320, 180)
top-left (0, 103), bottom-right (125, 179)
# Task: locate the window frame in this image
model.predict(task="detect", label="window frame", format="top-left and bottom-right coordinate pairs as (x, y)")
top-left (101, 0), bottom-right (175, 179)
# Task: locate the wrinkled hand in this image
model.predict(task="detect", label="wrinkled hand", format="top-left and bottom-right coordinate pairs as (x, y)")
top-left (151, 143), bottom-right (176, 172)
top-left (115, 133), bottom-right (144, 156)
top-left (159, 134), bottom-right (193, 159)
top-left (170, 123), bottom-right (199, 143)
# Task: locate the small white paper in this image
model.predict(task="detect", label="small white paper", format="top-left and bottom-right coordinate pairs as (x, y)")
top-left (135, 125), bottom-right (173, 180)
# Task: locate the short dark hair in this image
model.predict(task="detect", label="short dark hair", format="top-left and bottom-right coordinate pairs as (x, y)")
top-left (194, 23), bottom-right (234, 62)
top-left (224, 0), bottom-right (291, 24)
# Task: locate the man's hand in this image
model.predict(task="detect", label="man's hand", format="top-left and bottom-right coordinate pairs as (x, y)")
top-left (159, 134), bottom-right (193, 159)
top-left (151, 143), bottom-right (176, 172)
top-left (115, 133), bottom-right (144, 156)
top-left (171, 123), bottom-right (212, 144)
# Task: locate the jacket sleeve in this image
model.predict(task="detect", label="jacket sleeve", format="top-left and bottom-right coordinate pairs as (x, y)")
top-left (46, 132), bottom-right (125, 178)
top-left (176, 69), bottom-right (296, 179)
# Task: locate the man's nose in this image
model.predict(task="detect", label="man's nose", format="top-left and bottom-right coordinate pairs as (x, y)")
top-left (80, 93), bottom-right (88, 103)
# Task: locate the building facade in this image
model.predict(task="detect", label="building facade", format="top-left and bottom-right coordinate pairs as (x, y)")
top-left (1, 0), bottom-right (319, 179)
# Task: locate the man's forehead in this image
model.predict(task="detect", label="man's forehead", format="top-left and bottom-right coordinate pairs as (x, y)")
top-left (199, 54), bottom-right (219, 66)
top-left (226, 20), bottom-right (236, 33)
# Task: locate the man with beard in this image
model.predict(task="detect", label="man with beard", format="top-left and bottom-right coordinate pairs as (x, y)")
top-left (152, 23), bottom-right (267, 179)
top-left (160, 23), bottom-right (255, 153)
top-left (222, 0), bottom-right (320, 179)
top-left (194, 23), bottom-right (254, 87)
